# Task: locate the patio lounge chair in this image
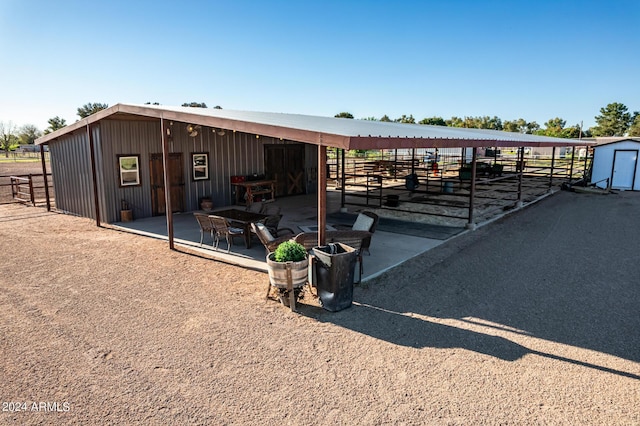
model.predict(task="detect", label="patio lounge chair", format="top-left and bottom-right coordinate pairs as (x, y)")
top-left (193, 212), bottom-right (215, 247)
top-left (293, 230), bottom-right (371, 283)
top-left (260, 214), bottom-right (295, 237)
top-left (335, 211), bottom-right (379, 255)
top-left (251, 222), bottom-right (294, 255)
top-left (209, 215), bottom-right (245, 252)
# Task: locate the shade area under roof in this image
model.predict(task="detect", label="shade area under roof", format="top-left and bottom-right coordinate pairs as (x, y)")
top-left (36, 103), bottom-right (591, 150)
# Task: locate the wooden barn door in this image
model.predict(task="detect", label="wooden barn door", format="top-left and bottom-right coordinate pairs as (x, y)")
top-left (264, 144), bottom-right (305, 197)
top-left (150, 153), bottom-right (185, 216)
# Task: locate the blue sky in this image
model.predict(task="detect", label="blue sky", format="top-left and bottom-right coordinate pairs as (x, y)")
top-left (1, 0), bottom-right (638, 132)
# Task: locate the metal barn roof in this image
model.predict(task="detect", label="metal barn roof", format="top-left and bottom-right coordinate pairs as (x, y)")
top-left (36, 103), bottom-right (591, 149)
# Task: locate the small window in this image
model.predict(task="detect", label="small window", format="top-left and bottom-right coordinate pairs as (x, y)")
top-left (192, 153), bottom-right (209, 181)
top-left (118, 155), bottom-right (140, 186)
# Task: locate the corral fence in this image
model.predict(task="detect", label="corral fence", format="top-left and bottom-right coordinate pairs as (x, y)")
top-left (0, 173), bottom-right (54, 206)
top-left (326, 146), bottom-right (593, 226)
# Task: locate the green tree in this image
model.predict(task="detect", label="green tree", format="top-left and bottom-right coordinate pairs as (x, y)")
top-left (536, 117), bottom-right (582, 138)
top-left (0, 121), bottom-right (19, 157)
top-left (540, 117), bottom-right (567, 137)
top-left (503, 118), bottom-right (540, 134)
top-left (334, 112), bottom-right (354, 119)
top-left (182, 102), bottom-right (207, 108)
top-left (394, 114), bottom-right (415, 124)
top-left (77, 102), bottom-right (109, 118)
top-left (590, 102), bottom-right (632, 136)
top-left (18, 124), bottom-right (42, 144)
top-left (628, 112), bottom-right (640, 137)
top-left (446, 116), bottom-right (464, 127)
top-left (144, 101), bottom-right (160, 105)
top-left (419, 116), bottom-right (446, 126)
top-left (446, 116), bottom-right (502, 130)
top-left (44, 116), bottom-right (67, 135)
top-left (561, 125), bottom-right (583, 139)
top-left (379, 114), bottom-right (392, 122)
top-left (362, 116), bottom-right (378, 121)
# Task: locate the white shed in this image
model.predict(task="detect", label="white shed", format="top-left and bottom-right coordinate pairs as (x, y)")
top-left (590, 138), bottom-right (640, 190)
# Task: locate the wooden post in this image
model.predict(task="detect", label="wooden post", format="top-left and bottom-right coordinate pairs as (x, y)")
top-left (87, 124), bottom-right (101, 227)
top-left (317, 145), bottom-right (327, 246)
top-left (39, 144), bottom-right (51, 211)
top-left (467, 147), bottom-right (477, 229)
top-left (28, 174), bottom-right (35, 206)
top-left (161, 117), bottom-right (174, 250)
top-left (286, 263), bottom-right (295, 312)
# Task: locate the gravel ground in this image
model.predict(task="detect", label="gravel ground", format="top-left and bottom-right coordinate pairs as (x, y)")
top-left (1, 190), bottom-right (639, 425)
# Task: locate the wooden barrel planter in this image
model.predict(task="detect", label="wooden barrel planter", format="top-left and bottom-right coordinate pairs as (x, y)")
top-left (266, 253), bottom-right (308, 311)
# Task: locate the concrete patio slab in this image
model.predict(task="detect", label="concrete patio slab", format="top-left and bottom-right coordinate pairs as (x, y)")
top-left (109, 192), bottom-right (457, 282)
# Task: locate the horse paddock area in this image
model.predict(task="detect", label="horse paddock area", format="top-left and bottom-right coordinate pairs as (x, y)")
top-left (1, 188), bottom-right (638, 424)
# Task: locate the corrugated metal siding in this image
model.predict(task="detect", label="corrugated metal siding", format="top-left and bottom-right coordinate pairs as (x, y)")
top-left (97, 120), bottom-right (273, 222)
top-left (50, 119), bottom-right (312, 223)
top-left (49, 130), bottom-right (95, 218)
top-left (99, 120), bottom-right (160, 222)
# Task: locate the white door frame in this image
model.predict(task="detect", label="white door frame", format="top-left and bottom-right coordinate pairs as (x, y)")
top-left (610, 149), bottom-right (638, 190)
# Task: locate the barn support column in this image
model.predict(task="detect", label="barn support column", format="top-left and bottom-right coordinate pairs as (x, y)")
top-left (340, 148), bottom-right (346, 211)
top-left (87, 124), bottom-right (101, 227)
top-left (549, 147), bottom-right (556, 190)
top-left (517, 147), bottom-right (524, 208)
top-left (466, 147), bottom-right (477, 230)
top-left (317, 145), bottom-right (327, 246)
top-left (161, 117), bottom-right (174, 250)
top-left (39, 144), bottom-right (51, 212)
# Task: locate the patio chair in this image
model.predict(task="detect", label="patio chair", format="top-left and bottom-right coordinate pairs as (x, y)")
top-left (193, 212), bottom-right (215, 247)
top-left (261, 203), bottom-right (281, 216)
top-left (335, 211), bottom-right (379, 255)
top-left (261, 214), bottom-right (295, 237)
top-left (209, 215), bottom-right (245, 252)
top-left (293, 230), bottom-right (370, 283)
top-left (246, 201), bottom-right (263, 214)
top-left (251, 222), bottom-right (294, 255)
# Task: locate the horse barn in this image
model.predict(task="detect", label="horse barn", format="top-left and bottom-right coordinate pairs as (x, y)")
top-left (35, 103), bottom-right (592, 254)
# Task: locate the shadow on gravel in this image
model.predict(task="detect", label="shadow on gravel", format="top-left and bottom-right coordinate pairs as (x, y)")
top-left (300, 191), bottom-right (640, 380)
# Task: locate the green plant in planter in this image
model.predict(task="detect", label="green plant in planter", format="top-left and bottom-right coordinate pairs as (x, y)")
top-left (273, 240), bottom-right (307, 262)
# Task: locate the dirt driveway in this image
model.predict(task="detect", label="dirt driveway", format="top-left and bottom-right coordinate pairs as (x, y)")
top-left (1, 191), bottom-right (638, 425)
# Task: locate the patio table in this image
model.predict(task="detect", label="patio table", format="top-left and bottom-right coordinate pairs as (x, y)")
top-left (212, 209), bottom-right (268, 249)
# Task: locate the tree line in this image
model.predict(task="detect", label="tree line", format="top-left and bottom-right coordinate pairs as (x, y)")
top-left (336, 102), bottom-right (640, 138)
top-left (2, 101), bottom-right (638, 155)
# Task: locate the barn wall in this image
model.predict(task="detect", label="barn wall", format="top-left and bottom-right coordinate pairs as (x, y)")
top-left (98, 120), bottom-right (278, 222)
top-left (48, 128), bottom-right (97, 219)
top-left (591, 141), bottom-right (640, 190)
top-left (50, 119), bottom-right (316, 223)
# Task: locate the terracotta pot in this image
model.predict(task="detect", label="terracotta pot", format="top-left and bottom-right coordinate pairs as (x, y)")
top-left (200, 198), bottom-right (214, 211)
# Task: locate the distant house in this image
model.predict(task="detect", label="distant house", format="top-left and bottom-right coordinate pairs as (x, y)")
top-left (18, 145), bottom-right (47, 153)
top-left (590, 138), bottom-right (640, 191)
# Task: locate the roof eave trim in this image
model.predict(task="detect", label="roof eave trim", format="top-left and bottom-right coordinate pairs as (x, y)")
top-left (348, 136), bottom-right (595, 150)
